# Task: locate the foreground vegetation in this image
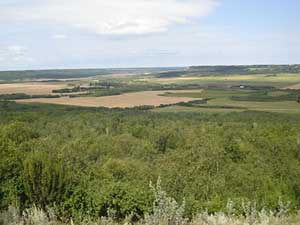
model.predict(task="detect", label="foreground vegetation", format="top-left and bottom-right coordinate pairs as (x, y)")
top-left (1, 180), bottom-right (300, 224)
top-left (1, 102), bottom-right (300, 223)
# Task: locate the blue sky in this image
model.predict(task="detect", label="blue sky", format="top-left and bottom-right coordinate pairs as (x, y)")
top-left (0, 0), bottom-right (299, 70)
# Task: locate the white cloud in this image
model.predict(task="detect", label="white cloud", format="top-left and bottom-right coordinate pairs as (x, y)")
top-left (51, 34), bottom-right (68, 39)
top-left (129, 49), bottom-right (180, 57)
top-left (7, 45), bottom-right (27, 55)
top-left (0, 0), bottom-right (219, 35)
top-left (0, 45), bottom-right (34, 63)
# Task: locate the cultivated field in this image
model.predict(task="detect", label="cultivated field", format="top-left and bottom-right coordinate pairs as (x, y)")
top-left (284, 83), bottom-right (300, 90)
top-left (16, 90), bottom-right (202, 108)
top-left (146, 73), bottom-right (300, 88)
top-left (1, 67), bottom-right (300, 113)
top-left (156, 89), bottom-right (300, 114)
top-left (208, 98), bottom-right (300, 113)
top-left (0, 82), bottom-right (67, 95)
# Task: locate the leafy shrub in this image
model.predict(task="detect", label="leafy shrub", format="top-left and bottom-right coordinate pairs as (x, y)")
top-left (22, 151), bottom-right (71, 209)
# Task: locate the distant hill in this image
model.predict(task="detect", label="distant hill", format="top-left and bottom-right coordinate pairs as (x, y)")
top-left (0, 67), bottom-right (180, 81)
top-left (1, 65), bottom-right (299, 80)
top-left (154, 64), bottom-right (300, 78)
top-left (188, 64), bottom-right (300, 75)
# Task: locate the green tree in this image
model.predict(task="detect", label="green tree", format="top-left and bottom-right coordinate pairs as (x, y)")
top-left (22, 151), bottom-right (70, 209)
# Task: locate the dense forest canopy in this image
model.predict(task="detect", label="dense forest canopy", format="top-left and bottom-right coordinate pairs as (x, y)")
top-left (1, 102), bottom-right (300, 221)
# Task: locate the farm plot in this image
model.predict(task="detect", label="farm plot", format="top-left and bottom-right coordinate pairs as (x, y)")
top-left (283, 83), bottom-right (300, 90)
top-left (0, 82), bottom-right (67, 95)
top-left (16, 90), bottom-right (203, 108)
top-left (146, 73), bottom-right (300, 88)
top-left (154, 89), bottom-right (300, 114)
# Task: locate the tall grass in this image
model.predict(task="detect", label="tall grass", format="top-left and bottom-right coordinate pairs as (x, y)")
top-left (1, 180), bottom-right (300, 225)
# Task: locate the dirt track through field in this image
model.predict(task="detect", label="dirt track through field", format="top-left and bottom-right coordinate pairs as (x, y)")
top-left (16, 90), bottom-right (202, 108)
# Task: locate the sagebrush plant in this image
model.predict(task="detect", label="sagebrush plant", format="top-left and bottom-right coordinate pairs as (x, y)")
top-left (1, 180), bottom-right (300, 225)
top-left (0, 206), bottom-right (19, 225)
top-left (0, 205), bottom-right (59, 225)
top-left (22, 205), bottom-right (57, 225)
top-left (143, 178), bottom-right (187, 225)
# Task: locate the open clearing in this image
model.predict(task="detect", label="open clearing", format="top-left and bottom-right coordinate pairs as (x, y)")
top-left (283, 83), bottom-right (300, 90)
top-left (16, 90), bottom-right (202, 108)
top-left (0, 82), bottom-right (67, 95)
top-left (208, 98), bottom-right (300, 113)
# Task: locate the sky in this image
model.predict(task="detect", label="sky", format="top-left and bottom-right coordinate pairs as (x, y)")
top-left (0, 0), bottom-right (299, 70)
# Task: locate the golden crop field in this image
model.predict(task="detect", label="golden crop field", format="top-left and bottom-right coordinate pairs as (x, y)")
top-left (283, 83), bottom-right (300, 90)
top-left (16, 90), bottom-right (202, 108)
top-left (146, 73), bottom-right (300, 87)
top-left (0, 82), bottom-right (67, 95)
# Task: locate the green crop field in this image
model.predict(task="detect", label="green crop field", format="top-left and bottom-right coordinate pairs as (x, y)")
top-left (156, 89), bottom-right (300, 114)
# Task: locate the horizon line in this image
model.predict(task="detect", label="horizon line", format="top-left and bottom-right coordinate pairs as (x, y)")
top-left (0, 63), bottom-right (299, 73)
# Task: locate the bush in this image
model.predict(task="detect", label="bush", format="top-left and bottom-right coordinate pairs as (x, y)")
top-left (22, 151), bottom-right (71, 209)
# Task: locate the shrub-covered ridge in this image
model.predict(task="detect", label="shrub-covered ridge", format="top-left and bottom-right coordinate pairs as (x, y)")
top-left (1, 103), bottom-right (300, 221)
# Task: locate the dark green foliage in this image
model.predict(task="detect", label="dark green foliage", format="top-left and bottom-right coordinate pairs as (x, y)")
top-left (230, 85), bottom-right (275, 91)
top-left (1, 103), bottom-right (300, 219)
top-left (0, 69), bottom-right (111, 80)
top-left (0, 93), bottom-right (60, 100)
top-left (155, 71), bottom-right (190, 78)
top-left (65, 83), bottom-right (206, 98)
top-left (231, 90), bottom-right (300, 102)
top-left (189, 64), bottom-right (300, 75)
top-left (153, 65), bottom-right (300, 79)
top-left (22, 151), bottom-right (70, 208)
top-left (52, 86), bottom-right (83, 93)
top-left (0, 122), bottom-right (39, 209)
